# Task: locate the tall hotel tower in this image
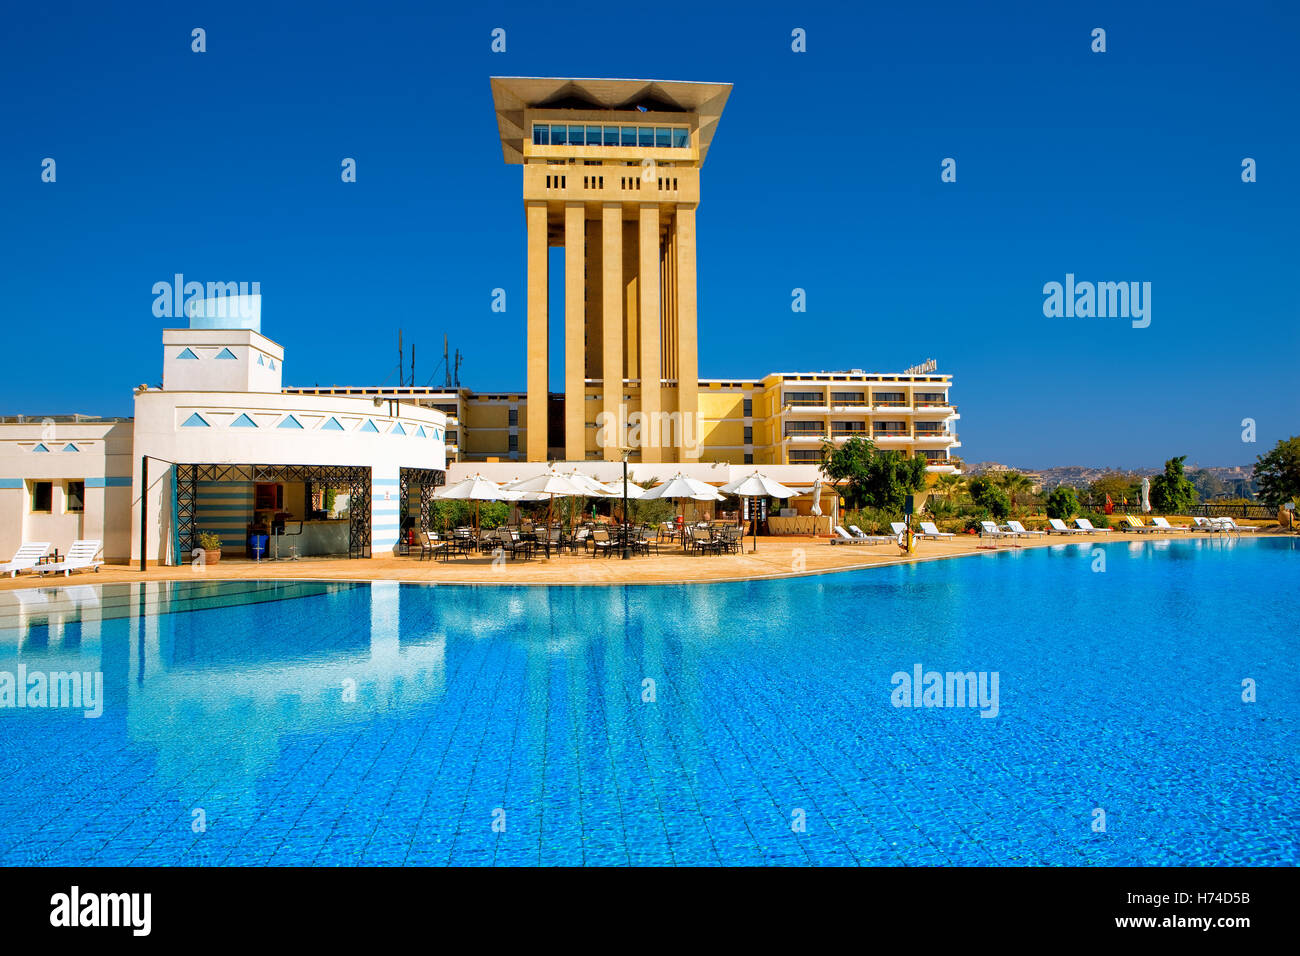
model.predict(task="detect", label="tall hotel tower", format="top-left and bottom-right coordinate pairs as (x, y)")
top-left (490, 77), bottom-right (731, 462)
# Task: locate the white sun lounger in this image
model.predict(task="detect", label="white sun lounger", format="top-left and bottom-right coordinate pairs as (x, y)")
top-left (980, 520), bottom-right (1016, 538)
top-left (1047, 519), bottom-right (1087, 534)
top-left (919, 521), bottom-right (955, 539)
top-left (889, 522), bottom-right (908, 537)
top-left (1213, 516), bottom-right (1257, 534)
top-left (1150, 517), bottom-right (1192, 532)
top-left (833, 525), bottom-right (890, 545)
top-left (2, 542), bottom-right (50, 577)
top-left (36, 539), bottom-right (103, 577)
top-left (1005, 520), bottom-right (1045, 538)
top-left (1074, 518), bottom-right (1112, 534)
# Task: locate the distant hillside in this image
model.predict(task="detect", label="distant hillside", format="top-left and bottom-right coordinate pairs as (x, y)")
top-left (965, 462), bottom-right (1257, 496)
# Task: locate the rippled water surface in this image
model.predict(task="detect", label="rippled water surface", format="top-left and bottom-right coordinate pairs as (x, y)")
top-left (1, 536), bottom-right (1295, 865)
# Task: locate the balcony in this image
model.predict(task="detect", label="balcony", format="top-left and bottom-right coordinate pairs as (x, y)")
top-left (784, 431), bottom-right (826, 442)
top-left (913, 431), bottom-right (956, 444)
top-left (872, 431), bottom-right (913, 445)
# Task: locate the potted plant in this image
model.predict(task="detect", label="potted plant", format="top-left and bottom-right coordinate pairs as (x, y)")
top-left (196, 531), bottom-right (223, 565)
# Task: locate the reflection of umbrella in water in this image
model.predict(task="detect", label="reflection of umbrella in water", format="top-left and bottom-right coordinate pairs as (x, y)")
top-left (719, 471), bottom-right (799, 553)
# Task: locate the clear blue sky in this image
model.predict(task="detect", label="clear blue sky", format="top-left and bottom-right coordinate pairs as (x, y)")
top-left (2, 0), bottom-right (1296, 469)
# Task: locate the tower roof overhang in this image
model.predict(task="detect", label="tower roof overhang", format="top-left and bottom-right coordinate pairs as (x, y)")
top-left (490, 76), bottom-right (732, 164)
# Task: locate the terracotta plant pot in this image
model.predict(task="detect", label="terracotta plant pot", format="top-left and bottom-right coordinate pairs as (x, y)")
top-left (205, 550), bottom-right (222, 565)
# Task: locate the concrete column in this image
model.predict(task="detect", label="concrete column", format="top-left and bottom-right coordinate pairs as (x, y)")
top-left (676, 205), bottom-right (700, 461)
top-left (525, 202), bottom-right (549, 462)
top-left (638, 205), bottom-right (661, 462)
top-left (564, 203), bottom-right (586, 462)
top-left (601, 203), bottom-right (623, 461)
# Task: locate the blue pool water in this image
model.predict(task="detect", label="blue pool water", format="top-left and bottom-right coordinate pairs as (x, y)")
top-left (0, 536), bottom-right (1295, 866)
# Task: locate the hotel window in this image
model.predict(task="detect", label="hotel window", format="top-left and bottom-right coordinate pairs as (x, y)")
top-left (921, 450), bottom-right (947, 462)
top-left (550, 125), bottom-right (568, 146)
top-left (744, 453), bottom-right (754, 464)
top-left (638, 127), bottom-right (654, 147)
top-left (831, 391), bottom-right (865, 405)
top-left (915, 392), bottom-right (947, 405)
top-left (873, 392), bottom-right (906, 406)
top-left (832, 421), bottom-right (866, 435)
top-left (603, 126), bottom-right (620, 146)
top-left (532, 124), bottom-right (549, 145)
top-left (743, 426), bottom-right (753, 444)
top-left (915, 422), bottom-right (946, 435)
top-left (789, 449), bottom-right (821, 463)
top-left (65, 480), bottom-right (85, 513)
top-left (508, 408), bottom-right (518, 426)
top-left (621, 126), bottom-right (637, 146)
top-left (672, 128), bottom-right (689, 148)
top-left (785, 421), bottom-right (823, 437)
top-left (567, 125), bottom-right (585, 146)
top-left (508, 435), bottom-right (518, 453)
top-left (654, 127), bottom-right (671, 148)
top-left (742, 397), bottom-right (752, 417)
top-left (586, 126), bottom-right (601, 146)
top-left (874, 422), bottom-right (908, 435)
top-left (31, 481), bottom-right (52, 513)
top-left (785, 391), bottom-right (822, 407)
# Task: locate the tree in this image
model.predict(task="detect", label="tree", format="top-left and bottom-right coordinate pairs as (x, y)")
top-left (968, 476), bottom-right (1011, 519)
top-left (1089, 472), bottom-right (1141, 509)
top-left (1148, 455), bottom-right (1198, 514)
top-left (819, 436), bottom-right (875, 510)
top-left (994, 471), bottom-right (1035, 509)
top-left (861, 450), bottom-right (929, 512)
top-left (819, 437), bottom-right (926, 512)
top-left (1253, 436), bottom-right (1300, 508)
top-left (1045, 486), bottom-right (1080, 520)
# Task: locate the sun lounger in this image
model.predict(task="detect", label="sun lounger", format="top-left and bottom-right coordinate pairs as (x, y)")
top-left (1150, 517), bottom-right (1191, 532)
top-left (1004, 520), bottom-right (1044, 538)
top-left (1073, 518), bottom-right (1112, 534)
top-left (919, 521), bottom-right (956, 539)
top-left (1120, 515), bottom-right (1162, 533)
top-left (1, 542), bottom-right (50, 577)
top-left (832, 525), bottom-right (886, 545)
top-left (1213, 516), bottom-right (1257, 533)
top-left (1047, 518), bottom-right (1086, 534)
top-left (889, 522), bottom-right (908, 537)
top-left (979, 520), bottom-right (1016, 538)
top-left (36, 540), bottom-right (103, 576)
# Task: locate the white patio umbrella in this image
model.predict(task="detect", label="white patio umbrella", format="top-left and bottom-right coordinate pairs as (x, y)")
top-left (641, 474), bottom-right (725, 547)
top-left (507, 470), bottom-right (587, 539)
top-left (435, 474), bottom-right (512, 537)
top-left (720, 471), bottom-right (799, 553)
top-left (1140, 476), bottom-right (1151, 514)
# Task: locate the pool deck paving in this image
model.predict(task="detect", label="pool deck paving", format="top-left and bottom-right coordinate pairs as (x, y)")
top-left (1, 526), bottom-right (1283, 590)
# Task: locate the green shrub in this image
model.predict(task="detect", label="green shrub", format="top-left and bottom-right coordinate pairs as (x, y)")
top-left (197, 531), bottom-right (223, 551)
top-left (1046, 486), bottom-right (1080, 520)
top-left (1080, 511), bottom-right (1112, 530)
top-left (968, 477), bottom-right (1011, 519)
top-left (843, 507), bottom-right (898, 535)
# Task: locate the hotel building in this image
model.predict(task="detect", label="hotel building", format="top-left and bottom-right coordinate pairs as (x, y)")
top-left (0, 77), bottom-right (960, 565)
top-left (289, 77), bottom-right (961, 472)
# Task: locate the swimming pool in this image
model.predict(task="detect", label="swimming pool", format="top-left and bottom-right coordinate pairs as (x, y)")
top-left (1, 536), bottom-right (1295, 866)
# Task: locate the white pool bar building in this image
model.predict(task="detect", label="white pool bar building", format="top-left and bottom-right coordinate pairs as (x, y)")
top-left (0, 296), bottom-right (449, 565)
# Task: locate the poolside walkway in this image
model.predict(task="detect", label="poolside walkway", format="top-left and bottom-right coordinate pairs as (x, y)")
top-left (1, 528), bottom-right (1280, 589)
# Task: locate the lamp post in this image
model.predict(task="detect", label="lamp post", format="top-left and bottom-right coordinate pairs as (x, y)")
top-left (621, 448), bottom-right (633, 559)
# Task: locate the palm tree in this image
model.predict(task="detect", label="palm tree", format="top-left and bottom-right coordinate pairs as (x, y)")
top-left (995, 471), bottom-right (1034, 510)
top-left (934, 473), bottom-right (967, 510)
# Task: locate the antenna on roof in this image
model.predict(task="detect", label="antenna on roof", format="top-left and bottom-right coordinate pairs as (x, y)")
top-left (454, 350), bottom-right (462, 387)
top-left (444, 335), bottom-right (451, 388)
top-left (397, 330), bottom-right (404, 388)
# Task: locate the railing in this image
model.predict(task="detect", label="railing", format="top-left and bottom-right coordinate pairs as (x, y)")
top-left (1187, 502), bottom-right (1274, 519)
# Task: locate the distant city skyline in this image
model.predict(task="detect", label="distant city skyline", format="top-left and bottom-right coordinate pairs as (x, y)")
top-left (2, 1), bottom-right (1296, 466)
